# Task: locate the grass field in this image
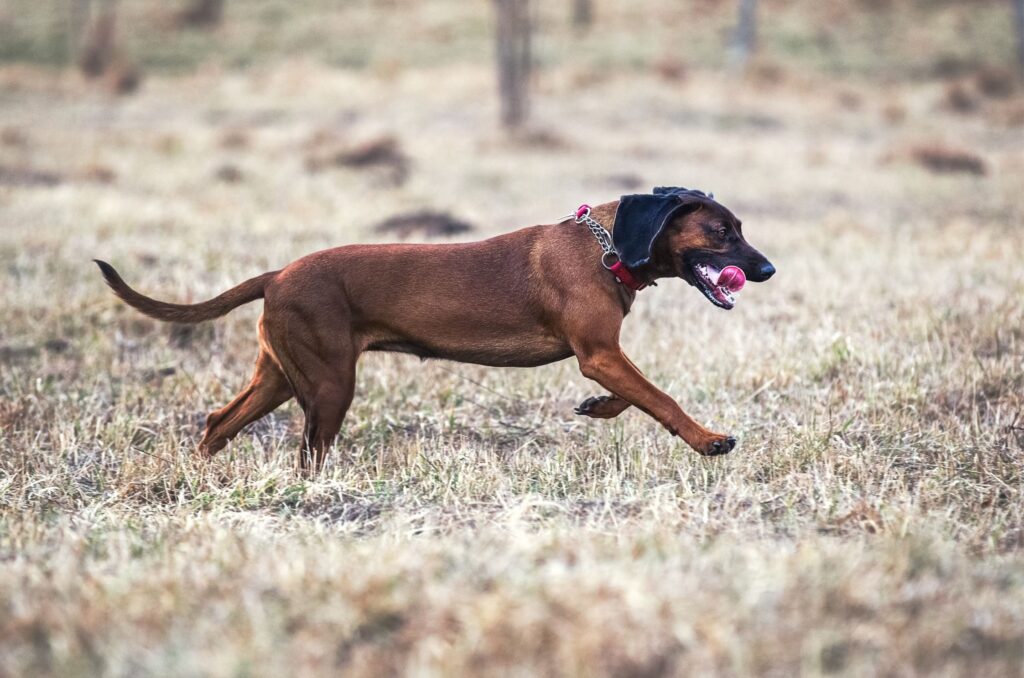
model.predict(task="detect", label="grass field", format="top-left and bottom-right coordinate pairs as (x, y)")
top-left (2, 1), bottom-right (1024, 675)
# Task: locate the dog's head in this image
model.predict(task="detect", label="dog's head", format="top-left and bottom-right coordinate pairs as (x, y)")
top-left (613, 187), bottom-right (775, 310)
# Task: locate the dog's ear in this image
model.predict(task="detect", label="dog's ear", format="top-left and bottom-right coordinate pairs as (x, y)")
top-left (654, 186), bottom-right (714, 200)
top-left (613, 193), bottom-right (702, 268)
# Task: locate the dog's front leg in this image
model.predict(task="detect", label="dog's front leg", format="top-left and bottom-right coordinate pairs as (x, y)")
top-left (575, 394), bottom-right (631, 418)
top-left (574, 346), bottom-right (735, 456)
top-left (576, 353), bottom-right (653, 419)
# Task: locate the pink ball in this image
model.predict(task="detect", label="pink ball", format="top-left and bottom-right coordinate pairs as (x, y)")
top-left (718, 266), bottom-right (746, 291)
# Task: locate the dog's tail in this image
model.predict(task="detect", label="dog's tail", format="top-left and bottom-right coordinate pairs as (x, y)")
top-left (94, 260), bottom-right (278, 324)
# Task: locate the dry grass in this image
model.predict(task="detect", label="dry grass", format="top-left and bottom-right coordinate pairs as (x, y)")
top-left (2, 1), bottom-right (1024, 676)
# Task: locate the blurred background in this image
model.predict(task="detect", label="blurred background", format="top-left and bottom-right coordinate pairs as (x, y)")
top-left (1, 0), bottom-right (1023, 94)
top-left (1, 0), bottom-right (1022, 235)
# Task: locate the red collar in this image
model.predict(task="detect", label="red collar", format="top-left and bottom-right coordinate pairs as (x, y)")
top-left (607, 260), bottom-right (648, 291)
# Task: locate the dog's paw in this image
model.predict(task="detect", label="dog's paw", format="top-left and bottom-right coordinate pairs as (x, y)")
top-left (697, 435), bottom-right (736, 456)
top-left (575, 395), bottom-right (630, 419)
top-left (574, 395), bottom-right (609, 416)
top-left (196, 437), bottom-right (225, 459)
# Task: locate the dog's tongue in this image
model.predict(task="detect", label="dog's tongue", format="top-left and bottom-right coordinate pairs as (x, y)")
top-left (717, 266), bottom-right (746, 292)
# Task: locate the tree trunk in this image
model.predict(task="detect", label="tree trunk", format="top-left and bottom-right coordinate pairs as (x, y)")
top-left (493, 0), bottom-right (532, 130)
top-left (67, 0), bottom-right (92, 65)
top-left (78, 0), bottom-right (117, 77)
top-left (572, 0), bottom-right (592, 30)
top-left (729, 0), bottom-right (758, 70)
top-left (1013, 0), bottom-right (1024, 77)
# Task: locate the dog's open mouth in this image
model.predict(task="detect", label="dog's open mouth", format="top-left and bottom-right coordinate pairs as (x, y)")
top-left (693, 263), bottom-right (746, 310)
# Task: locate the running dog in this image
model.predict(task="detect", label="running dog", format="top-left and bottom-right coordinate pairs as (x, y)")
top-left (96, 187), bottom-right (775, 472)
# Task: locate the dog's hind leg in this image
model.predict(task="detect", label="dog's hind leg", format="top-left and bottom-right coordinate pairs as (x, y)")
top-left (266, 310), bottom-right (358, 474)
top-left (296, 370), bottom-right (354, 473)
top-left (290, 351), bottom-right (356, 474)
top-left (199, 350), bottom-right (293, 457)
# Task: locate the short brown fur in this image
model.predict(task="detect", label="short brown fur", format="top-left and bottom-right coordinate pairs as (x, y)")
top-left (96, 198), bottom-right (774, 472)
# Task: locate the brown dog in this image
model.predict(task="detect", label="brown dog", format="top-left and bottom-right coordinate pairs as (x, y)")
top-left (96, 187), bottom-right (774, 472)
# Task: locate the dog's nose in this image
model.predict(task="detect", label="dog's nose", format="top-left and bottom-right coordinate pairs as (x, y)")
top-left (757, 262), bottom-right (776, 281)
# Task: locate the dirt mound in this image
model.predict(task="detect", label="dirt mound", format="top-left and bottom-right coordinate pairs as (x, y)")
top-left (910, 144), bottom-right (987, 176)
top-left (305, 135), bottom-right (409, 186)
top-left (0, 165), bottom-right (62, 187)
top-left (373, 210), bottom-right (476, 239)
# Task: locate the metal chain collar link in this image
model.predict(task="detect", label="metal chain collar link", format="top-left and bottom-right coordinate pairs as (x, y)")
top-left (570, 205), bottom-right (620, 270)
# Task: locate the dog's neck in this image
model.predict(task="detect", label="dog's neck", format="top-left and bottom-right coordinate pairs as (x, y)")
top-left (588, 201), bottom-right (675, 288)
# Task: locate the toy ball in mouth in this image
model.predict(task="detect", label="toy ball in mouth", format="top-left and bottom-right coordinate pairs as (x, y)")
top-left (717, 265), bottom-right (746, 292)
top-left (694, 263), bottom-right (746, 309)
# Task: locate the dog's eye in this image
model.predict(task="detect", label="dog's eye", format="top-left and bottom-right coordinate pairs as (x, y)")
top-left (716, 227), bottom-right (728, 239)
